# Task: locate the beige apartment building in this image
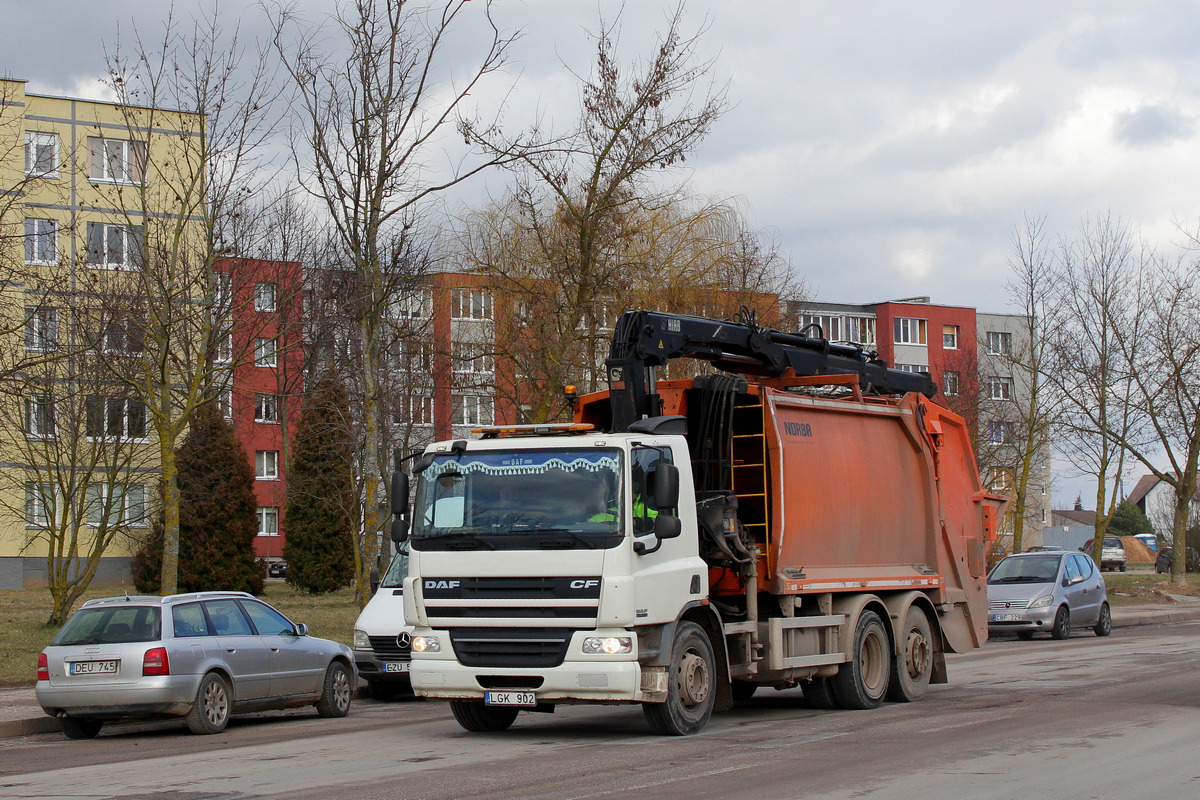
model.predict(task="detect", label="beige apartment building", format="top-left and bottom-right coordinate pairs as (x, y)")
top-left (0, 78), bottom-right (203, 588)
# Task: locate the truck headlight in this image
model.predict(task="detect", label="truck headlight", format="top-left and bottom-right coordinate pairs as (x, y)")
top-left (353, 629), bottom-right (371, 650)
top-left (583, 636), bottom-right (633, 655)
top-left (1028, 594), bottom-right (1054, 609)
top-left (412, 635), bottom-right (441, 653)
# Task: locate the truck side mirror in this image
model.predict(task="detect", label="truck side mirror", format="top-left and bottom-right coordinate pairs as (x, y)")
top-left (654, 464), bottom-right (679, 509)
top-left (655, 513), bottom-right (682, 540)
top-left (391, 472), bottom-right (409, 515)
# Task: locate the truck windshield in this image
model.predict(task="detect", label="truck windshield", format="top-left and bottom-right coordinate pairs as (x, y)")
top-left (411, 447), bottom-right (623, 551)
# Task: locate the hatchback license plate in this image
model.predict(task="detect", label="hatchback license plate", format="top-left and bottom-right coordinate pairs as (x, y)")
top-left (383, 662), bottom-right (410, 673)
top-left (990, 614), bottom-right (1022, 623)
top-left (484, 691), bottom-right (536, 707)
top-left (70, 660), bottom-right (119, 676)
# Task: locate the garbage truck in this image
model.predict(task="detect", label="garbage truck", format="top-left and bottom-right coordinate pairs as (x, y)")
top-left (392, 309), bottom-right (1003, 735)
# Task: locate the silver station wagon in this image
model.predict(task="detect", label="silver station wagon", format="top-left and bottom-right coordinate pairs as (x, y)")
top-left (36, 591), bottom-right (356, 738)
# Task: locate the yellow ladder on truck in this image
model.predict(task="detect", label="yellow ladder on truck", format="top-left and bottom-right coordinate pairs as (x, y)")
top-left (730, 393), bottom-right (770, 572)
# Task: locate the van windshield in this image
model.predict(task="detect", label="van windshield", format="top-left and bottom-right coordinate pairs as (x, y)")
top-left (411, 448), bottom-right (623, 551)
top-left (380, 546), bottom-right (409, 589)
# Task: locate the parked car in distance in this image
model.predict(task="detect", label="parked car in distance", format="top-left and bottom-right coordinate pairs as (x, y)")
top-left (1099, 535), bottom-right (1126, 572)
top-left (36, 591), bottom-right (355, 739)
top-left (267, 560), bottom-right (288, 579)
top-left (987, 551), bottom-right (1112, 641)
top-left (1155, 546), bottom-right (1200, 573)
top-left (353, 546), bottom-right (413, 700)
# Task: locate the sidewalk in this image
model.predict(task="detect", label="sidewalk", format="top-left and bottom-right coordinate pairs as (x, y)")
top-left (5, 602), bottom-right (1200, 739)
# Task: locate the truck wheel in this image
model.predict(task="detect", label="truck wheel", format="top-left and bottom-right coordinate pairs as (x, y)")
top-left (886, 607), bottom-right (932, 702)
top-left (643, 621), bottom-right (716, 735)
top-left (60, 717), bottom-right (103, 739)
top-left (1094, 603), bottom-right (1112, 637)
top-left (1050, 606), bottom-right (1071, 640)
top-left (449, 699), bottom-right (519, 732)
top-left (830, 610), bottom-right (890, 709)
top-left (731, 680), bottom-right (758, 702)
top-left (316, 661), bottom-right (353, 718)
top-left (186, 672), bottom-right (231, 734)
top-left (801, 676), bottom-right (839, 709)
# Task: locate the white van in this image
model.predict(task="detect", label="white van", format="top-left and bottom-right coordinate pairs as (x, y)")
top-left (352, 547), bottom-right (413, 699)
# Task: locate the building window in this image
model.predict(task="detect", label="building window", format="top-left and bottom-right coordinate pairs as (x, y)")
top-left (103, 315), bottom-right (145, 355)
top-left (986, 331), bottom-right (1013, 356)
top-left (394, 339), bottom-right (432, 373)
top-left (86, 222), bottom-right (144, 269)
top-left (86, 397), bottom-right (147, 440)
top-left (393, 395), bottom-right (434, 426)
top-left (846, 316), bottom-right (876, 346)
top-left (254, 337), bottom-right (277, 367)
top-left (454, 395), bottom-right (493, 426)
top-left (801, 315), bottom-right (842, 341)
top-left (989, 421), bottom-right (1013, 444)
top-left (24, 218), bottom-right (57, 264)
top-left (257, 507), bottom-right (280, 536)
top-left (988, 376), bottom-right (1014, 401)
top-left (396, 289), bottom-right (432, 319)
top-left (87, 136), bottom-right (146, 183)
top-left (25, 395), bottom-right (56, 439)
top-left (895, 363), bottom-right (929, 375)
top-left (86, 483), bottom-right (146, 527)
top-left (25, 482), bottom-right (54, 528)
top-left (988, 469), bottom-right (1013, 492)
top-left (256, 450), bottom-right (279, 480)
top-left (254, 282), bottom-right (278, 312)
top-left (255, 394), bottom-right (279, 423)
top-left (452, 288), bottom-right (492, 320)
top-left (943, 325), bottom-right (959, 350)
top-left (25, 132), bottom-right (60, 178)
top-left (943, 370), bottom-right (960, 397)
top-left (452, 341), bottom-right (494, 374)
top-left (893, 317), bottom-right (927, 345)
top-left (214, 328), bottom-right (233, 364)
top-left (213, 272), bottom-right (232, 313)
top-left (217, 388), bottom-right (233, 421)
top-left (25, 307), bottom-right (58, 352)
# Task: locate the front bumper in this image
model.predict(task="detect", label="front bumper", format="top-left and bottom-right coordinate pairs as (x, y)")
top-left (354, 648), bottom-right (412, 683)
top-left (987, 604), bottom-right (1057, 635)
top-left (36, 674), bottom-right (199, 719)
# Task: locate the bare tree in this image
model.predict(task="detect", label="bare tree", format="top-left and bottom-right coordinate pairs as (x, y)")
top-left (463, 3), bottom-right (733, 420)
top-left (1044, 213), bottom-right (1148, 563)
top-left (268, 0), bottom-right (520, 605)
top-left (88, 7), bottom-right (279, 594)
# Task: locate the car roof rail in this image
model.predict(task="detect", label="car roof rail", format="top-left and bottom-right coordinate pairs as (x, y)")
top-left (81, 595), bottom-right (162, 607)
top-left (161, 590), bottom-right (256, 604)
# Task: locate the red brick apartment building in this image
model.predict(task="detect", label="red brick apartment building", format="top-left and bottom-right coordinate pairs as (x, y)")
top-left (214, 258), bottom-right (304, 562)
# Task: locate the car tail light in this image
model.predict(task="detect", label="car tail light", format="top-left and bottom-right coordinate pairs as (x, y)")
top-left (37, 652), bottom-right (49, 682)
top-left (142, 647), bottom-right (170, 676)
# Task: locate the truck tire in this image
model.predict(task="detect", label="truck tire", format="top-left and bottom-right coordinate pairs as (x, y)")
top-left (316, 661), bottom-right (354, 718)
top-left (830, 610), bottom-right (890, 709)
top-left (801, 676), bottom-right (839, 709)
top-left (1050, 606), bottom-right (1071, 640)
top-left (186, 672), bottom-right (232, 734)
top-left (449, 700), bottom-right (519, 732)
top-left (60, 717), bottom-right (103, 739)
top-left (643, 621), bottom-right (716, 735)
top-left (887, 606), bottom-right (933, 702)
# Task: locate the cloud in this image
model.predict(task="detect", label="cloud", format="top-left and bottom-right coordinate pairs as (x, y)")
top-left (1114, 104), bottom-right (1195, 147)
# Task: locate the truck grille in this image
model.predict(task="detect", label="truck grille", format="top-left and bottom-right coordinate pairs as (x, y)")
top-left (448, 627), bottom-right (573, 668)
top-left (422, 576), bottom-right (602, 625)
top-left (368, 635), bottom-right (412, 659)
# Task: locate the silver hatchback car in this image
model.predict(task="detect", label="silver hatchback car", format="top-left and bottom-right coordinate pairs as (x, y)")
top-left (37, 591), bottom-right (356, 738)
top-left (987, 551), bottom-right (1112, 640)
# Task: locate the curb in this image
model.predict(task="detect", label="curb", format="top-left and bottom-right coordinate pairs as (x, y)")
top-left (0, 715), bottom-right (58, 738)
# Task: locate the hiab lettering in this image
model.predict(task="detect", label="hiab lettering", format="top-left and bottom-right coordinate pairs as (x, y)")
top-left (783, 421), bottom-right (813, 437)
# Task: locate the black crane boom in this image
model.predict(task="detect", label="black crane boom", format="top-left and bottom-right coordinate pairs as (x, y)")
top-left (604, 309), bottom-right (938, 431)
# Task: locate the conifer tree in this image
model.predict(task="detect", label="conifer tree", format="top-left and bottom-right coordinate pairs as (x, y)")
top-left (133, 403), bottom-right (263, 594)
top-left (284, 372), bottom-right (356, 593)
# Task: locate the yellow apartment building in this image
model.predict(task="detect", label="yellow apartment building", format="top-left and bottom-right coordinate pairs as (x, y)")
top-left (0, 78), bottom-right (204, 589)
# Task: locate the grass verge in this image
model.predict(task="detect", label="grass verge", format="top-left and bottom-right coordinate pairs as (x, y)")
top-left (0, 582), bottom-right (362, 689)
top-left (1103, 570), bottom-right (1200, 605)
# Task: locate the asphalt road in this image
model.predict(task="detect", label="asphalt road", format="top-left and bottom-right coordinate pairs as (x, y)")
top-left (3, 622), bottom-right (1199, 800)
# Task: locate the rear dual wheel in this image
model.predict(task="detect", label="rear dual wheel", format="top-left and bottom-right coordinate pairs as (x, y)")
top-left (887, 607), bottom-right (933, 702)
top-left (831, 610), bottom-right (891, 709)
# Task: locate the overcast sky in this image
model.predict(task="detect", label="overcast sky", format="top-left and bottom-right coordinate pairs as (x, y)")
top-left (6, 0), bottom-right (1196, 505)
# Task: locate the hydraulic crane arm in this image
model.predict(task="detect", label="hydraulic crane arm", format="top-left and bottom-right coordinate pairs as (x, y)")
top-left (604, 309), bottom-right (938, 431)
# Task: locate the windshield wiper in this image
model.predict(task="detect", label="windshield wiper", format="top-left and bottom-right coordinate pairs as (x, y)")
top-left (528, 528), bottom-right (601, 549)
top-left (417, 530), bottom-right (496, 550)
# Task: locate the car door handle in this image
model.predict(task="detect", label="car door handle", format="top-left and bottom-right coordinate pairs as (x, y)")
top-left (226, 648), bottom-right (237, 653)
top-left (270, 647), bottom-right (279, 652)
